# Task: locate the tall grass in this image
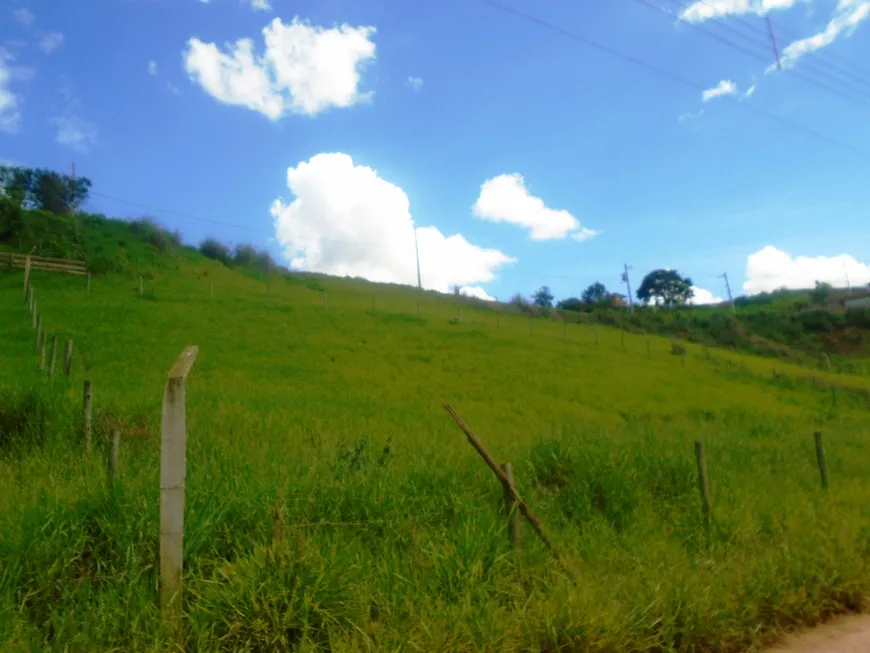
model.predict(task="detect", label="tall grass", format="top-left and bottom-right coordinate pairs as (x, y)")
top-left (2, 265), bottom-right (870, 651)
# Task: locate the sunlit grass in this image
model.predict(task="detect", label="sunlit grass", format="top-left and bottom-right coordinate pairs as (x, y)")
top-left (2, 265), bottom-right (870, 651)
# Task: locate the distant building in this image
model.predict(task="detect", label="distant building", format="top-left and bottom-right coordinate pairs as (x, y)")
top-left (827, 288), bottom-right (870, 312)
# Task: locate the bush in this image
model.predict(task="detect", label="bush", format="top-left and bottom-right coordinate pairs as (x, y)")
top-left (129, 217), bottom-right (181, 252)
top-left (199, 238), bottom-right (232, 266)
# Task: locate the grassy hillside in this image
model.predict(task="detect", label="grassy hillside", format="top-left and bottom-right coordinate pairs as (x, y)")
top-left (3, 232), bottom-right (870, 651)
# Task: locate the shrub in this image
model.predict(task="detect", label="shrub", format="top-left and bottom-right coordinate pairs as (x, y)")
top-left (199, 238), bottom-right (232, 266)
top-left (129, 217), bottom-right (181, 252)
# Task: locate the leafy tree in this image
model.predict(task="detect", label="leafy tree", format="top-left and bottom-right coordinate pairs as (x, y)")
top-left (0, 165), bottom-right (91, 214)
top-left (581, 281), bottom-right (609, 304)
top-left (636, 269), bottom-right (694, 307)
top-left (533, 285), bottom-right (554, 308)
top-left (810, 281), bottom-right (834, 305)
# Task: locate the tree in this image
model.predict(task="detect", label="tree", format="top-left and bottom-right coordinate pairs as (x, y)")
top-left (556, 297), bottom-right (584, 312)
top-left (811, 281), bottom-right (834, 305)
top-left (581, 281), bottom-right (609, 304)
top-left (636, 269), bottom-right (694, 307)
top-left (199, 238), bottom-right (232, 265)
top-left (0, 165), bottom-right (91, 214)
top-left (533, 285), bottom-right (554, 308)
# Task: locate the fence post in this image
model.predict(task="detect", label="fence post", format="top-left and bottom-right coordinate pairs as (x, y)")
top-left (25, 284), bottom-right (32, 309)
top-left (160, 346), bottom-right (199, 621)
top-left (87, 271), bottom-right (91, 296)
top-left (108, 428), bottom-right (121, 489)
top-left (63, 339), bottom-right (73, 376)
top-left (646, 335), bottom-right (651, 359)
top-left (694, 441), bottom-right (711, 529)
top-left (681, 353), bottom-right (686, 368)
top-left (83, 380), bottom-right (93, 453)
top-left (501, 462), bottom-right (521, 549)
top-left (23, 255), bottom-right (31, 293)
top-left (48, 336), bottom-right (58, 379)
top-left (32, 299), bottom-right (38, 329)
top-left (34, 312), bottom-right (41, 349)
top-left (39, 337), bottom-right (46, 371)
top-left (814, 431), bottom-right (829, 490)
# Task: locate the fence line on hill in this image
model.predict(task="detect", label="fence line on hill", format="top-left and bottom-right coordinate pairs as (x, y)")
top-left (7, 265), bottom-right (856, 628)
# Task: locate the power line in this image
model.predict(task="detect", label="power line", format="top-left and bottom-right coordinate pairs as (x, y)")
top-left (629, 0), bottom-right (870, 108)
top-left (472, 0), bottom-right (868, 157)
top-left (673, 0), bottom-right (870, 89)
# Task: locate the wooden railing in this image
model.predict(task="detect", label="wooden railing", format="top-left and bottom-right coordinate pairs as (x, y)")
top-left (2, 252), bottom-right (88, 277)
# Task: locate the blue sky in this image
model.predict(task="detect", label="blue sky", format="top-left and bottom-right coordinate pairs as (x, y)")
top-left (2, 0), bottom-right (870, 304)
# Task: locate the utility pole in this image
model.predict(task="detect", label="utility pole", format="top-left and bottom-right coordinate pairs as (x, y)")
top-left (843, 260), bottom-right (852, 295)
top-left (621, 264), bottom-right (633, 313)
top-left (720, 272), bottom-right (736, 314)
top-left (766, 17), bottom-right (782, 70)
top-left (414, 226), bottom-right (422, 289)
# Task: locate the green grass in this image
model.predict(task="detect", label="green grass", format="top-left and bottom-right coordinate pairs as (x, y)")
top-left (2, 262), bottom-right (870, 652)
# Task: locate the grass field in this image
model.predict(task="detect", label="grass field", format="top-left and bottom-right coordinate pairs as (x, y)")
top-left (2, 260), bottom-right (870, 652)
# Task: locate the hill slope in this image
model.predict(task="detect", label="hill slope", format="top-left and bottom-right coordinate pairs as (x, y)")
top-left (3, 238), bottom-right (870, 652)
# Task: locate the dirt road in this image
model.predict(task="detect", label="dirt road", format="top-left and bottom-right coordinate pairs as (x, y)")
top-left (767, 614), bottom-right (870, 652)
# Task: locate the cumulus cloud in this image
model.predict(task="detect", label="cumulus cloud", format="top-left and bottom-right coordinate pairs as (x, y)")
top-left (11, 8), bottom-right (34, 27)
top-left (702, 79), bottom-right (738, 101)
top-left (473, 173), bottom-right (598, 241)
top-left (743, 245), bottom-right (870, 294)
top-left (38, 32), bottom-right (64, 54)
top-left (689, 287), bottom-right (725, 305)
top-left (271, 153), bottom-right (514, 294)
top-left (148, 60), bottom-right (158, 75)
top-left (680, 0), bottom-right (799, 22)
top-left (184, 17), bottom-right (376, 118)
top-left (773, 0), bottom-right (870, 70)
top-left (407, 76), bottom-right (423, 92)
top-left (0, 52), bottom-right (22, 134)
top-left (460, 286), bottom-right (496, 301)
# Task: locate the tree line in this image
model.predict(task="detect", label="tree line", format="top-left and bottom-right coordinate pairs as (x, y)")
top-left (527, 269), bottom-right (698, 312)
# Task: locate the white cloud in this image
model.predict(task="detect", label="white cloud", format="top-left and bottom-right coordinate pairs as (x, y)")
top-left (244, 0), bottom-right (272, 10)
top-left (680, 0), bottom-right (799, 23)
top-left (52, 116), bottom-right (98, 152)
top-left (38, 32), bottom-right (64, 54)
top-left (148, 60), bottom-right (158, 75)
top-left (702, 79), bottom-right (738, 102)
top-left (689, 287), bottom-right (725, 305)
top-left (744, 84), bottom-right (757, 98)
top-left (773, 0), bottom-right (870, 70)
top-left (743, 245), bottom-right (870, 294)
top-left (0, 52), bottom-right (21, 134)
top-left (51, 84), bottom-right (97, 152)
top-left (11, 8), bottom-right (34, 27)
top-left (678, 109), bottom-right (705, 122)
top-left (270, 153), bottom-right (515, 294)
top-left (184, 17), bottom-right (376, 118)
top-left (473, 173), bottom-right (597, 241)
top-left (460, 286), bottom-right (496, 301)
top-left (407, 76), bottom-right (423, 92)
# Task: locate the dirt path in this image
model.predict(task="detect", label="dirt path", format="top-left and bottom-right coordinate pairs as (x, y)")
top-left (766, 614), bottom-right (870, 652)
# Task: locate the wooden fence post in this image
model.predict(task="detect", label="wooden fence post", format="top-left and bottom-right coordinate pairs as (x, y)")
top-left (63, 339), bottom-right (73, 376)
top-left (25, 284), bottom-right (32, 309)
top-left (23, 255), bottom-right (31, 293)
top-left (39, 338), bottom-right (46, 371)
top-left (160, 346), bottom-right (199, 620)
top-left (681, 353), bottom-right (686, 368)
top-left (108, 428), bottom-right (121, 489)
top-left (87, 271), bottom-right (91, 296)
top-left (501, 462), bottom-right (521, 549)
top-left (34, 312), bottom-right (41, 348)
top-left (694, 441), bottom-right (712, 529)
top-left (814, 431), bottom-right (829, 490)
top-left (48, 336), bottom-right (58, 379)
top-left (82, 380), bottom-right (93, 453)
